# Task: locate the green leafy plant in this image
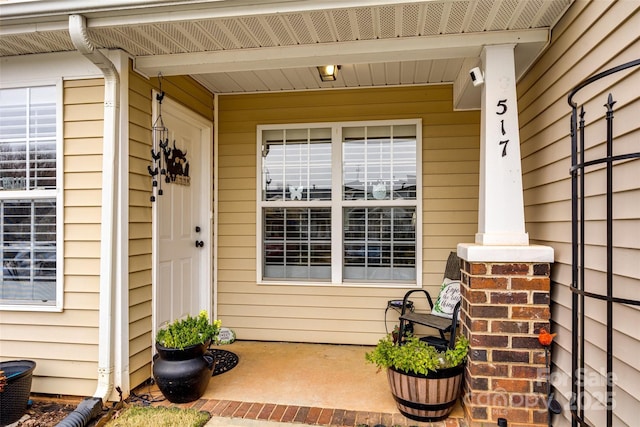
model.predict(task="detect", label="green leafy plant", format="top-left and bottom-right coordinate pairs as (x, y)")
top-left (365, 334), bottom-right (469, 376)
top-left (156, 311), bottom-right (222, 350)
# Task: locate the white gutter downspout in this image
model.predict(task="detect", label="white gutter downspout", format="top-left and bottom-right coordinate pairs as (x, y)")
top-left (69, 13), bottom-right (119, 402)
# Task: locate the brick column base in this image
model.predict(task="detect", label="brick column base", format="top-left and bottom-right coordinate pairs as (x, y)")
top-left (459, 257), bottom-right (551, 427)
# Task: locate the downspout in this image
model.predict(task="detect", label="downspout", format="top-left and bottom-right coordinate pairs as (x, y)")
top-left (68, 13), bottom-right (119, 403)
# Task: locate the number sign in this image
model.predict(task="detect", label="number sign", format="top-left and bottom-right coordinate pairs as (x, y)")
top-left (496, 99), bottom-right (509, 157)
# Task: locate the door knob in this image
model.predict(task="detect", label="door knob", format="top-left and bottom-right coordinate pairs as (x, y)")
top-left (195, 240), bottom-right (204, 248)
top-left (195, 226), bottom-right (201, 232)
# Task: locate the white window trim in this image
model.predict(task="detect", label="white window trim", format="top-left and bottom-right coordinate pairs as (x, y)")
top-left (256, 119), bottom-right (422, 288)
top-left (0, 79), bottom-right (64, 312)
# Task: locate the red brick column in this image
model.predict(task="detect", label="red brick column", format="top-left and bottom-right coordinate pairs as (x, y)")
top-left (460, 258), bottom-right (551, 427)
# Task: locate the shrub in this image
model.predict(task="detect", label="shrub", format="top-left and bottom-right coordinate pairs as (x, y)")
top-left (156, 311), bottom-right (221, 350)
top-left (365, 334), bottom-right (469, 376)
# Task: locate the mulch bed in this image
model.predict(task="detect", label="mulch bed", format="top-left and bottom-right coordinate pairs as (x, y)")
top-left (14, 349), bottom-right (238, 426)
top-left (13, 398), bottom-right (111, 427)
top-left (14, 400), bottom-right (77, 427)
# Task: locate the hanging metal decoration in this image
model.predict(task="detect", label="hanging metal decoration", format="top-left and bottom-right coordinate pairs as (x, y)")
top-left (148, 74), bottom-right (171, 202)
top-left (165, 140), bottom-right (191, 186)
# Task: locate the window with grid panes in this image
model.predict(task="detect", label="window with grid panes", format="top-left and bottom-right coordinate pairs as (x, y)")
top-left (0, 86), bottom-right (59, 306)
top-left (258, 120), bottom-right (420, 285)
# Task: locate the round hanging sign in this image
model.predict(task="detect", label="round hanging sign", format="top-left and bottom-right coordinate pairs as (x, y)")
top-left (372, 182), bottom-right (387, 200)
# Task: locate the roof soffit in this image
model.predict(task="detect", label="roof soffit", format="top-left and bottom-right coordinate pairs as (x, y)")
top-left (135, 28), bottom-right (548, 76)
top-left (0, 0), bottom-right (573, 103)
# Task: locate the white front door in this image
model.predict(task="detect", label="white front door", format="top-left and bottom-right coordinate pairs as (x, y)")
top-left (153, 95), bottom-right (212, 334)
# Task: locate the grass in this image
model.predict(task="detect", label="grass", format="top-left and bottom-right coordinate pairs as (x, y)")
top-left (104, 405), bottom-right (211, 427)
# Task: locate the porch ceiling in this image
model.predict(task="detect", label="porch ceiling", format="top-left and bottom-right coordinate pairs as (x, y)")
top-left (0, 0), bottom-right (572, 107)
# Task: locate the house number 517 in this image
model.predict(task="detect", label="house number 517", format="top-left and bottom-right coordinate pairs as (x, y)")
top-left (496, 99), bottom-right (509, 157)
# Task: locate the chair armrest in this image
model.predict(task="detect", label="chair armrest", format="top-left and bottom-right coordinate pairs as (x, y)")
top-left (448, 300), bottom-right (462, 347)
top-left (400, 289), bottom-right (435, 314)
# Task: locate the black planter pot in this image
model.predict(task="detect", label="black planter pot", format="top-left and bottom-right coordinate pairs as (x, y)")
top-left (153, 341), bottom-right (214, 403)
top-left (0, 360), bottom-right (36, 427)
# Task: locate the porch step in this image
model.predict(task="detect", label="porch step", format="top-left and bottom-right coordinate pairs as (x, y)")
top-left (158, 397), bottom-right (465, 427)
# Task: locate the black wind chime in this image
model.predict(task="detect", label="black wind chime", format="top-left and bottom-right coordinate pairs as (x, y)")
top-left (148, 75), bottom-right (171, 202)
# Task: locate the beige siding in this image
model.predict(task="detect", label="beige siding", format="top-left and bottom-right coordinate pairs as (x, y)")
top-left (0, 66), bottom-right (214, 398)
top-left (519, 1), bottom-right (640, 426)
top-left (127, 65), bottom-right (154, 389)
top-left (0, 78), bottom-right (105, 397)
top-left (127, 64), bottom-right (214, 390)
top-left (217, 85), bottom-right (480, 345)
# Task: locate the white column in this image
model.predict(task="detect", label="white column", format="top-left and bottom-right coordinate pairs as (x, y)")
top-left (475, 44), bottom-right (529, 246)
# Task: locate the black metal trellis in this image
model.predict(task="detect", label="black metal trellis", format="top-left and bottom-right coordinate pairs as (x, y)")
top-left (567, 58), bottom-right (640, 427)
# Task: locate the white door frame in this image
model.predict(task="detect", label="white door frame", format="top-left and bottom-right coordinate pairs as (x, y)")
top-left (151, 93), bottom-right (213, 342)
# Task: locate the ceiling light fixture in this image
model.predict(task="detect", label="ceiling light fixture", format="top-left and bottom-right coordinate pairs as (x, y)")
top-left (317, 65), bottom-right (341, 82)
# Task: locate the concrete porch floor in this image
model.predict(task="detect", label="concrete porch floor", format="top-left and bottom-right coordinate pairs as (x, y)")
top-left (139, 340), bottom-right (466, 427)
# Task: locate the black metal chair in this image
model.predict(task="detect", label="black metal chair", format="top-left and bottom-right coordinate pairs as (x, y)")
top-left (398, 251), bottom-right (462, 350)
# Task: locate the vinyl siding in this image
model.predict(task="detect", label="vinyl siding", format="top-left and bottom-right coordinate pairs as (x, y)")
top-left (0, 78), bottom-right (104, 396)
top-left (217, 85), bottom-right (480, 345)
top-left (127, 64), bottom-right (214, 389)
top-left (518, 1), bottom-right (640, 426)
top-left (128, 66), bottom-right (154, 390)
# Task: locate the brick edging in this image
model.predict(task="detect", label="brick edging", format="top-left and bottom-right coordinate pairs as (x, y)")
top-left (154, 397), bottom-right (464, 426)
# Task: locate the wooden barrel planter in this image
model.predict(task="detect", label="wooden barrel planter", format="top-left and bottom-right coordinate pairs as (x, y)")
top-left (386, 363), bottom-right (464, 422)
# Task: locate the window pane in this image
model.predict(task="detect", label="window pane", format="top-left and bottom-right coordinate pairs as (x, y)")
top-left (0, 88), bottom-right (27, 140)
top-left (343, 124), bottom-right (416, 201)
top-left (343, 207), bottom-right (416, 281)
top-left (263, 207), bottom-right (331, 280)
top-left (0, 86), bottom-right (57, 191)
top-left (30, 86), bottom-right (57, 139)
top-left (260, 121), bottom-right (419, 286)
top-left (366, 126), bottom-right (392, 200)
top-left (30, 139), bottom-right (56, 189)
top-left (1, 85), bottom-right (58, 305)
top-left (262, 128), bottom-right (331, 201)
top-left (392, 135), bottom-right (417, 200)
top-left (0, 140), bottom-right (28, 191)
top-left (1, 199), bottom-right (57, 303)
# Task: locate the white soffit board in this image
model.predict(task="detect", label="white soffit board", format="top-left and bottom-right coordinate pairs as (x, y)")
top-left (0, 0), bottom-right (571, 96)
top-left (135, 29), bottom-right (548, 76)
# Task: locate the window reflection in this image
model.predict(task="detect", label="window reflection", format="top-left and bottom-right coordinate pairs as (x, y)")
top-left (343, 207), bottom-right (416, 281)
top-left (343, 125), bottom-right (416, 201)
top-left (264, 207), bottom-right (331, 280)
top-left (259, 121), bottom-right (418, 284)
top-left (262, 128), bottom-right (332, 201)
top-left (0, 86), bottom-right (58, 304)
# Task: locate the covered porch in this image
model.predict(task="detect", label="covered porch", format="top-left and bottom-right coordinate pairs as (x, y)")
top-left (0, 1), bottom-right (579, 426)
top-left (138, 340), bottom-right (466, 427)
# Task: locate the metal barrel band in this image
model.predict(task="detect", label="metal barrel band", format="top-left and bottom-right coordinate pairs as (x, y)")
top-left (392, 394), bottom-right (457, 411)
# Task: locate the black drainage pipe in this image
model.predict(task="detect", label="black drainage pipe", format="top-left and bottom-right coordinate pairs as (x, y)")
top-left (55, 397), bottom-right (103, 427)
